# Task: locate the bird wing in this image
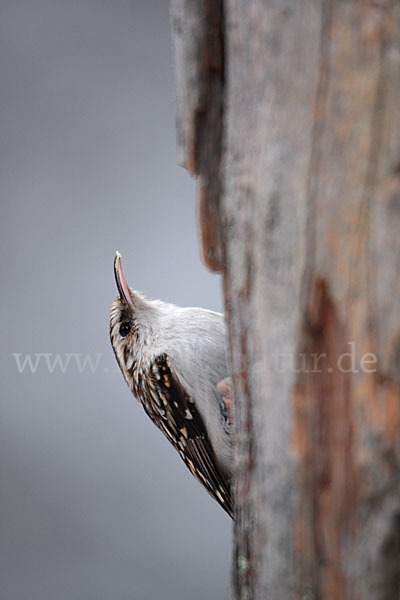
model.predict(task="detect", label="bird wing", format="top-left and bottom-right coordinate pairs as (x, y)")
top-left (142, 353), bottom-right (233, 518)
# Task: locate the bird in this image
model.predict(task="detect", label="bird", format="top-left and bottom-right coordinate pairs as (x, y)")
top-left (109, 252), bottom-right (233, 518)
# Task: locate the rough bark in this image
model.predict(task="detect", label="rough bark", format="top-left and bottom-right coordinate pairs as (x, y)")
top-left (171, 1), bottom-right (400, 599)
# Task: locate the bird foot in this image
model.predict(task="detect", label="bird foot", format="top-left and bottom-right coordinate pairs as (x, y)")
top-left (217, 377), bottom-right (232, 422)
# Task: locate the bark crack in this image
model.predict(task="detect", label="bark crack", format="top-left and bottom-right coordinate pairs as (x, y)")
top-left (301, 0), bottom-right (333, 315)
top-left (194, 0), bottom-right (226, 273)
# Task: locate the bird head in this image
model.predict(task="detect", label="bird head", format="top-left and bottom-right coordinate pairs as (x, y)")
top-left (109, 252), bottom-right (154, 384)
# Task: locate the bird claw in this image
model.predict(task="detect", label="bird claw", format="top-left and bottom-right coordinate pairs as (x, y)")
top-left (217, 377), bottom-right (232, 423)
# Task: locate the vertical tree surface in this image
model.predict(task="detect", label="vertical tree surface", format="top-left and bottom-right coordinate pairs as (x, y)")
top-left (171, 1), bottom-right (400, 598)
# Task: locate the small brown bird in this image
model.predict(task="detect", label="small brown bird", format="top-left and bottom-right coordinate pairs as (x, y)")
top-left (109, 252), bottom-right (233, 517)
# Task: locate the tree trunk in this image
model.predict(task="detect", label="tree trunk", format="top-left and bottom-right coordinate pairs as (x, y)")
top-left (171, 1), bottom-right (400, 598)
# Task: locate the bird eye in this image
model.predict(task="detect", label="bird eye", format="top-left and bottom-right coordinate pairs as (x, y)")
top-left (119, 322), bottom-right (131, 338)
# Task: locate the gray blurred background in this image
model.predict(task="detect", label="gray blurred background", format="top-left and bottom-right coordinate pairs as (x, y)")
top-left (0, 1), bottom-right (231, 598)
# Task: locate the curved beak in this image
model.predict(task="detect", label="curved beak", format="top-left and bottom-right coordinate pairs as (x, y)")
top-left (114, 252), bottom-right (134, 310)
